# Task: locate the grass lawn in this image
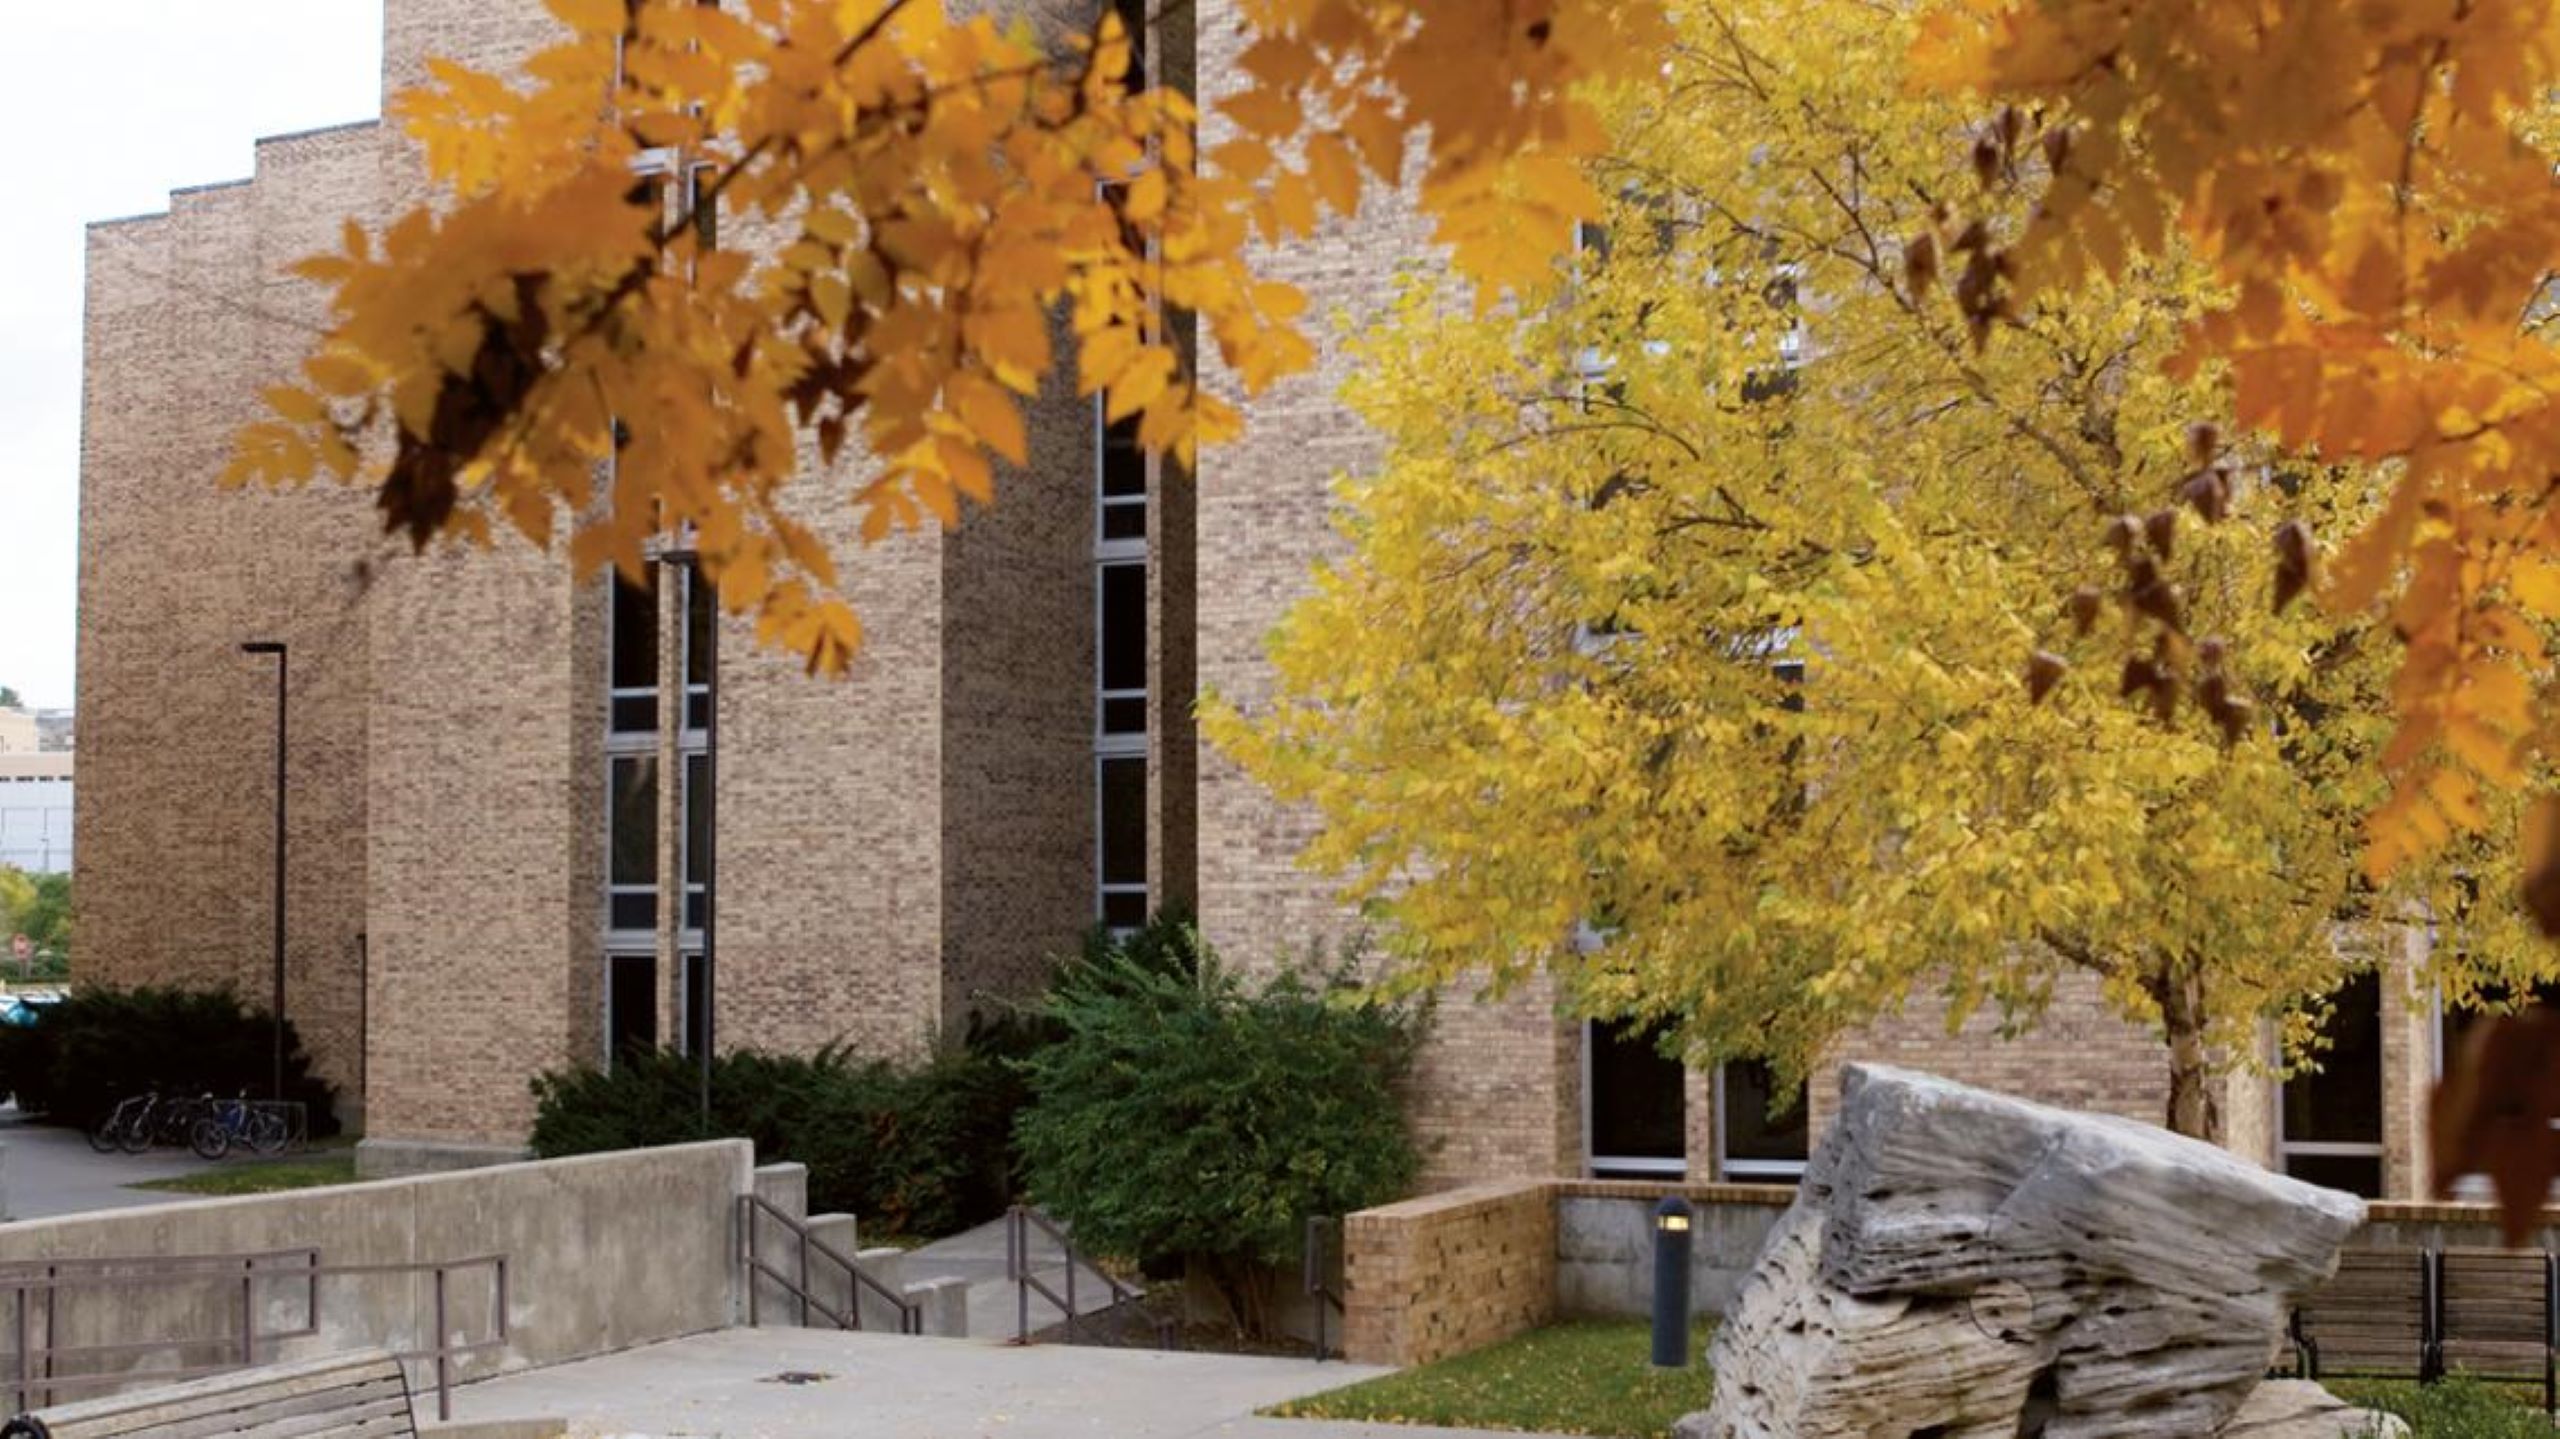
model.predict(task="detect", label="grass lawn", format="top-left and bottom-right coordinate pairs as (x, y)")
top-left (133, 1154), bottom-right (359, 1197)
top-left (1266, 1319), bottom-right (1714, 1439)
top-left (2327, 1376), bottom-right (2553, 1438)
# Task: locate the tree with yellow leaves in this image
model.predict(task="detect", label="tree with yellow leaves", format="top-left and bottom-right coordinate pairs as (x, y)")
top-left (1917, 0), bottom-right (2560, 1229)
top-left (223, 0), bottom-right (1662, 669)
top-left (1206, 0), bottom-right (2559, 1140)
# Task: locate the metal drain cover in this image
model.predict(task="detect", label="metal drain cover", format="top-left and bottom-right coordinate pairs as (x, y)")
top-left (760, 1371), bottom-right (835, 1386)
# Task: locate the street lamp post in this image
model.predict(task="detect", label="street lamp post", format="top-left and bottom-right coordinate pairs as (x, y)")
top-left (240, 641), bottom-right (288, 1102)
top-left (658, 551), bottom-right (716, 1131)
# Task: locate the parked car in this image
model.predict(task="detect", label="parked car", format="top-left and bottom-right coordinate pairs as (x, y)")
top-left (0, 994), bottom-right (61, 1027)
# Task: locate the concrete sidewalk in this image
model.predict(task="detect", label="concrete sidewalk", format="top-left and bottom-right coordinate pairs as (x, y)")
top-left (448, 1327), bottom-right (1588, 1439)
top-left (0, 1110), bottom-right (223, 1219)
top-left (892, 1214), bottom-right (1126, 1341)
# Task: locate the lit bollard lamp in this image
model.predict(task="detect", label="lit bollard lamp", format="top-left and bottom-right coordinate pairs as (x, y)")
top-left (1651, 1195), bottom-right (1695, 1368)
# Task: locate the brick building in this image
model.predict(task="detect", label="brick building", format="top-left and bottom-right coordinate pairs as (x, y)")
top-left (75, 0), bottom-right (2506, 1193)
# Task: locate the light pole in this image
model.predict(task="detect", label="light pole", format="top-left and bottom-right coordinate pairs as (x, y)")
top-left (658, 550), bottom-right (716, 1131)
top-left (240, 641), bottom-right (288, 1102)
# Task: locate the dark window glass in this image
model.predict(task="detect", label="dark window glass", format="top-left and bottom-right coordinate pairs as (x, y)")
top-left (1110, 0), bottom-right (1147, 92)
top-left (684, 754), bottom-right (708, 890)
top-left (681, 953), bottom-right (707, 1057)
top-left (611, 574), bottom-right (658, 696)
top-left (685, 568), bottom-right (713, 690)
top-left (2444, 978), bottom-right (2560, 1051)
top-left (1100, 503), bottom-right (1147, 542)
top-left (1100, 563), bottom-right (1147, 694)
top-left (610, 756), bottom-right (657, 886)
top-left (1101, 696), bottom-right (1148, 735)
top-left (1724, 1060), bottom-right (1808, 1167)
top-left (607, 953), bottom-right (656, 1063)
top-left (612, 695), bottom-right (658, 732)
top-left (1101, 889), bottom-right (1148, 929)
top-left (1101, 413), bottom-right (1146, 499)
top-left (2284, 971), bottom-right (2383, 1145)
top-left (1099, 757), bottom-right (1147, 887)
top-left (1575, 219), bottom-right (1612, 267)
top-left (1588, 1020), bottom-right (1684, 1166)
top-left (610, 755), bottom-right (658, 913)
top-left (2284, 1152), bottom-right (2383, 1198)
top-left (609, 892), bottom-right (655, 931)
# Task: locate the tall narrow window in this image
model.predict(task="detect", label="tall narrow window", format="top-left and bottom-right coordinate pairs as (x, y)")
top-left (1097, 755), bottom-right (1148, 930)
top-left (1719, 1060), bottom-right (1809, 1182)
top-left (1585, 1019), bottom-right (1686, 1178)
top-left (1109, 0), bottom-right (1147, 92)
top-left (679, 951), bottom-right (708, 1058)
top-left (607, 755), bottom-right (658, 936)
top-left (1094, 358), bottom-right (1150, 931)
top-left (1099, 562), bottom-right (1148, 737)
top-left (609, 573), bottom-right (659, 735)
top-left (1101, 417), bottom-right (1147, 542)
top-left (2279, 971), bottom-right (2384, 1197)
top-left (606, 953), bottom-right (657, 1068)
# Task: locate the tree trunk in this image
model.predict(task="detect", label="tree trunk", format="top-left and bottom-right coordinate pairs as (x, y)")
top-left (2154, 960), bottom-right (2222, 1143)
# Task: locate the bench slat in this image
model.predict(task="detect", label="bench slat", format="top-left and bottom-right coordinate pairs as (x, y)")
top-left (219, 1399), bottom-right (412, 1439)
top-left (11, 1352), bottom-right (412, 1439)
top-left (76, 1385), bottom-right (409, 1439)
top-left (252, 1414), bottom-right (413, 1439)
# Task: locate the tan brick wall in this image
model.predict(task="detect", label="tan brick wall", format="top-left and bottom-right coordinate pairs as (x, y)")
top-left (1186, 0), bottom-right (1584, 1183)
top-left (1342, 1179), bottom-right (1556, 1367)
top-left (75, 120), bottom-right (385, 1122)
top-left (937, 360), bottom-right (1095, 1035)
top-left (1805, 971), bottom-right (2172, 1143)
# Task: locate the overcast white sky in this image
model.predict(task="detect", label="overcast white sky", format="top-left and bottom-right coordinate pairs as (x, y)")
top-left (0, 4), bottom-right (384, 712)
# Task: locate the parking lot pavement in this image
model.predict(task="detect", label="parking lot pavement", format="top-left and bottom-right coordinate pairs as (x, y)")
top-left (449, 1326), bottom-right (1593, 1439)
top-left (1, 1108), bottom-right (224, 1219)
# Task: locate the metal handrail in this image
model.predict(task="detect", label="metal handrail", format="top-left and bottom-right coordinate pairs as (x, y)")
top-left (1303, 1215), bottom-right (1345, 1361)
top-left (736, 1195), bottom-right (919, 1336)
top-left (0, 1252), bottom-right (508, 1423)
top-left (1004, 1206), bottom-right (1170, 1348)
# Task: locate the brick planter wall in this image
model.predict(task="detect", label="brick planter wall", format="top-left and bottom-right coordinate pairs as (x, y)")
top-left (1342, 1179), bottom-right (1556, 1366)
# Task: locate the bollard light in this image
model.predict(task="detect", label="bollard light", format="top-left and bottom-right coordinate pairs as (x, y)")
top-left (1651, 1195), bottom-right (1695, 1368)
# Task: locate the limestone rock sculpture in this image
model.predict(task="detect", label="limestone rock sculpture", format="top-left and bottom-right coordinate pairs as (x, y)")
top-left (2221, 1381), bottom-right (2408, 1438)
top-left (1681, 1065), bottom-right (2383, 1439)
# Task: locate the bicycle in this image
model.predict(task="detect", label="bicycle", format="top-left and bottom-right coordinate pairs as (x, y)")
top-left (133, 1092), bottom-right (215, 1154)
top-left (190, 1093), bottom-right (290, 1160)
top-left (86, 1091), bottom-right (152, 1154)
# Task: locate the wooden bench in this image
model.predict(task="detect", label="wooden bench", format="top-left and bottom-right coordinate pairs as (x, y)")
top-left (2294, 1247), bottom-right (2437, 1382)
top-left (2435, 1247), bottom-right (2556, 1412)
top-left (0, 1349), bottom-right (415, 1439)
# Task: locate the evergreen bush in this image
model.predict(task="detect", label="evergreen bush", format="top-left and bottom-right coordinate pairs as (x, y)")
top-left (0, 984), bottom-right (337, 1134)
top-left (527, 1029), bottom-right (1026, 1239)
top-left (1012, 934), bottom-right (1425, 1336)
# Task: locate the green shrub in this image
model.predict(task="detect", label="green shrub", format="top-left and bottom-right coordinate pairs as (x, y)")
top-left (0, 984), bottom-right (337, 1134)
top-left (1013, 937), bottom-right (1424, 1337)
top-left (527, 1032), bottom-right (1024, 1239)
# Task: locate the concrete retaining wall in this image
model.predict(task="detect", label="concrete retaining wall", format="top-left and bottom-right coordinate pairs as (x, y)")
top-left (1344, 1180), bottom-right (2560, 1372)
top-left (1553, 1181), bottom-right (1793, 1319)
top-left (0, 1141), bottom-right (760, 1394)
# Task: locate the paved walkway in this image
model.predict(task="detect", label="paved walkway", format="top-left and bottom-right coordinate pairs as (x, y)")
top-left (449, 1328), bottom-right (1587, 1439)
top-left (0, 1110), bottom-right (221, 1219)
top-left (895, 1214), bottom-right (1124, 1341)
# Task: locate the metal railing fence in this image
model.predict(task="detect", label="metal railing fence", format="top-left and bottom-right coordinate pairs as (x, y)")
top-left (0, 1250), bottom-right (507, 1422)
top-left (736, 1194), bottom-right (919, 1335)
